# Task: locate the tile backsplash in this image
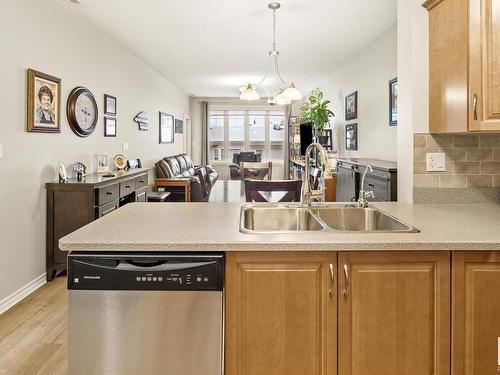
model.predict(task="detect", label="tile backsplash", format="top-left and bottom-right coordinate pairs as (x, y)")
top-left (414, 133), bottom-right (500, 189)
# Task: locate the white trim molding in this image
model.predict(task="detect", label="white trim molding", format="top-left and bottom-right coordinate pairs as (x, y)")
top-left (0, 273), bottom-right (46, 315)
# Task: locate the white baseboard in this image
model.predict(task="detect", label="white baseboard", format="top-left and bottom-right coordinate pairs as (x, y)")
top-left (0, 273), bottom-right (46, 315)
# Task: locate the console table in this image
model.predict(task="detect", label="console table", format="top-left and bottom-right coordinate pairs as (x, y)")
top-left (46, 168), bottom-right (149, 281)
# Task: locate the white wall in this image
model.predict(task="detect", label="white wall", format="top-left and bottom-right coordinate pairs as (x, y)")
top-left (320, 25), bottom-right (398, 161)
top-left (397, 0), bottom-right (429, 202)
top-left (0, 0), bottom-right (189, 303)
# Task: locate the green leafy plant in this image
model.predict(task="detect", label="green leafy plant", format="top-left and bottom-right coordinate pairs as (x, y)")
top-left (300, 88), bottom-right (335, 135)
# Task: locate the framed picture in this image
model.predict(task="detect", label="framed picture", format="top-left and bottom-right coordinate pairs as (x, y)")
top-left (104, 116), bottom-right (117, 137)
top-left (27, 69), bottom-right (61, 133)
top-left (159, 112), bottom-right (174, 144)
top-left (104, 94), bottom-right (117, 116)
top-left (389, 78), bottom-right (398, 126)
top-left (345, 123), bottom-right (358, 151)
top-left (175, 118), bottom-right (184, 134)
top-left (345, 91), bottom-right (358, 121)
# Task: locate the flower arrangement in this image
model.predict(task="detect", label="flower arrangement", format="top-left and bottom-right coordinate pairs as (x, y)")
top-left (73, 161), bottom-right (87, 180)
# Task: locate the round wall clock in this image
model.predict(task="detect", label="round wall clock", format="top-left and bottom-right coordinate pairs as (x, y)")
top-left (66, 86), bottom-right (98, 137)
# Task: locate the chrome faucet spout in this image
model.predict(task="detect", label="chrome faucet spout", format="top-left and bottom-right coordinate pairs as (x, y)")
top-left (358, 165), bottom-right (375, 208)
top-left (301, 143), bottom-right (331, 207)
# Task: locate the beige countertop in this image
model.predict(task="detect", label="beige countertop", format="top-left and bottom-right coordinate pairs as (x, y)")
top-left (59, 202), bottom-right (500, 252)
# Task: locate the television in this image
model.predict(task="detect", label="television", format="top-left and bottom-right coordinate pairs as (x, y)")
top-left (299, 122), bottom-right (313, 156)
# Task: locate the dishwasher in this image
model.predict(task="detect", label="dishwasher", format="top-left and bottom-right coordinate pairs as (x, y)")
top-left (68, 252), bottom-right (224, 375)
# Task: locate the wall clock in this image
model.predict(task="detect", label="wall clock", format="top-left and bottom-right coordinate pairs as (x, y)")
top-left (66, 86), bottom-right (98, 137)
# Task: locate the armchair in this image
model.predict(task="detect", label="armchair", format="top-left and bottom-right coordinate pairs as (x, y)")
top-left (229, 151), bottom-right (262, 180)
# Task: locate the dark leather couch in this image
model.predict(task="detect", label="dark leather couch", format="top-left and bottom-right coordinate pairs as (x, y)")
top-left (155, 154), bottom-right (218, 202)
top-left (229, 151), bottom-right (262, 180)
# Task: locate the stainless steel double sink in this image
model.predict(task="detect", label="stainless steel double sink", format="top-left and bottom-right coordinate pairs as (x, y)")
top-left (240, 203), bottom-right (419, 233)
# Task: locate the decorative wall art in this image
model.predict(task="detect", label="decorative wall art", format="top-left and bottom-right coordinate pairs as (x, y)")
top-left (345, 91), bottom-right (358, 121)
top-left (134, 111), bottom-right (149, 131)
top-left (104, 117), bottom-right (117, 137)
top-left (67, 86), bottom-right (98, 137)
top-left (27, 69), bottom-right (61, 133)
top-left (389, 78), bottom-right (398, 126)
top-left (159, 112), bottom-right (174, 144)
top-left (345, 123), bottom-right (358, 151)
top-left (175, 118), bottom-right (184, 134)
top-left (104, 94), bottom-right (117, 116)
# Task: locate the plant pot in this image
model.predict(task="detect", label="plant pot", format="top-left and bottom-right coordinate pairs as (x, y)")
top-left (316, 135), bottom-right (329, 147)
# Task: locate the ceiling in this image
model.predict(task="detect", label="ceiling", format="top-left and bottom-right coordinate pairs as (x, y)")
top-left (63, 0), bottom-right (397, 97)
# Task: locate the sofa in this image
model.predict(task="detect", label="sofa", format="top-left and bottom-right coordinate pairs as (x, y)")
top-left (229, 151), bottom-right (262, 180)
top-left (154, 154), bottom-right (218, 202)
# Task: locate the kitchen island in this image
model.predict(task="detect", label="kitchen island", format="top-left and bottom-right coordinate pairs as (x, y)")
top-left (61, 202), bottom-right (500, 375)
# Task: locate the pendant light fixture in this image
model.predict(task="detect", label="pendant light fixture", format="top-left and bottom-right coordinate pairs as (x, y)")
top-left (239, 2), bottom-right (301, 105)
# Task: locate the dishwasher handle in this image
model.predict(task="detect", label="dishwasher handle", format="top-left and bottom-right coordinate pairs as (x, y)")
top-left (73, 259), bottom-right (217, 272)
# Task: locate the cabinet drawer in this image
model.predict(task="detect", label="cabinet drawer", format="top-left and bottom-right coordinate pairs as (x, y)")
top-left (363, 175), bottom-right (390, 202)
top-left (135, 174), bottom-right (148, 190)
top-left (136, 188), bottom-right (147, 202)
top-left (120, 179), bottom-right (136, 198)
top-left (96, 200), bottom-right (119, 218)
top-left (95, 183), bottom-right (119, 206)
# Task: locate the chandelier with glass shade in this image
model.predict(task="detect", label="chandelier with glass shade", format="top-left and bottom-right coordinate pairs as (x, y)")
top-left (239, 2), bottom-right (302, 105)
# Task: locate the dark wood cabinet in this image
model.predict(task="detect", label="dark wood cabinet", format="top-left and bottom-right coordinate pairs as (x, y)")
top-left (336, 159), bottom-right (397, 202)
top-left (46, 168), bottom-right (149, 281)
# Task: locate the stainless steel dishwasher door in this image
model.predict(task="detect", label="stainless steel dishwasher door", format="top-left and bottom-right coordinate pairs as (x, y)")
top-left (69, 290), bottom-right (223, 375)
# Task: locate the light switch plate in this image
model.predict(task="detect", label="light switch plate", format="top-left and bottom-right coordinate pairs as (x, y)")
top-left (123, 143), bottom-right (128, 151)
top-left (426, 152), bottom-right (446, 172)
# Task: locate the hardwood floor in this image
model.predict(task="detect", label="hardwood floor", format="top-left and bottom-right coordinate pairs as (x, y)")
top-left (0, 277), bottom-right (67, 375)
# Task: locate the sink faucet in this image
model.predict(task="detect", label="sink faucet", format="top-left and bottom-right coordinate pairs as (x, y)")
top-left (358, 165), bottom-right (374, 208)
top-left (302, 143), bottom-right (332, 207)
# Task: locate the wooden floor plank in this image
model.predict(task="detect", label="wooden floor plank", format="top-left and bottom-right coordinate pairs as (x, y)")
top-left (0, 277), bottom-right (68, 375)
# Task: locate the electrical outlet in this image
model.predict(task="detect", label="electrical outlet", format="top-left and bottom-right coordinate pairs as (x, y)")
top-left (123, 143), bottom-right (128, 151)
top-left (426, 152), bottom-right (446, 172)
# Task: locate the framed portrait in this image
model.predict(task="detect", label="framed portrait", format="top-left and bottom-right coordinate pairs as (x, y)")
top-left (345, 91), bottom-right (358, 121)
top-left (104, 94), bottom-right (117, 116)
top-left (345, 123), bottom-right (358, 151)
top-left (27, 69), bottom-right (61, 133)
top-left (159, 112), bottom-right (174, 144)
top-left (389, 78), bottom-right (398, 126)
top-left (104, 116), bottom-right (117, 137)
top-left (175, 118), bottom-right (184, 134)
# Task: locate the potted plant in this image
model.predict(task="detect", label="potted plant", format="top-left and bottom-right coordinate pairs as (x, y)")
top-left (300, 88), bottom-right (335, 147)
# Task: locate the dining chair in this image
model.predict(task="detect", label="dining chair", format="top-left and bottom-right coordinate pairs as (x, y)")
top-left (241, 161), bottom-right (273, 181)
top-left (244, 179), bottom-right (302, 202)
top-left (196, 166), bottom-right (212, 202)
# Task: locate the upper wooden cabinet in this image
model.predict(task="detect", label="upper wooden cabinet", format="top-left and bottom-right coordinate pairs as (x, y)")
top-left (225, 252), bottom-right (337, 375)
top-left (452, 252), bottom-right (500, 375)
top-left (424, 0), bottom-right (500, 132)
top-left (338, 251), bottom-right (451, 375)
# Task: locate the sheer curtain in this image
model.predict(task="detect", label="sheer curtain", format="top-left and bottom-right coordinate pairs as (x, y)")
top-left (283, 103), bottom-right (292, 179)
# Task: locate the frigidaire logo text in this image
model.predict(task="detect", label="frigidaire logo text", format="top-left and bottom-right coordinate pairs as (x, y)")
top-left (84, 275), bottom-right (101, 280)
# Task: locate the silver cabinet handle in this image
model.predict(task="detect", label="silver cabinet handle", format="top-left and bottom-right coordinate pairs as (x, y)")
top-left (473, 94), bottom-right (478, 120)
top-left (343, 264), bottom-right (350, 297)
top-left (329, 263), bottom-right (335, 297)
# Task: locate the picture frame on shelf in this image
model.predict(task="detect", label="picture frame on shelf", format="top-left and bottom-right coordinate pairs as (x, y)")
top-left (27, 68), bottom-right (61, 133)
top-left (104, 116), bottom-right (116, 137)
top-left (345, 123), bottom-right (358, 151)
top-left (345, 91), bottom-right (358, 121)
top-left (104, 94), bottom-right (117, 116)
top-left (389, 78), bottom-right (398, 126)
top-left (159, 112), bottom-right (174, 144)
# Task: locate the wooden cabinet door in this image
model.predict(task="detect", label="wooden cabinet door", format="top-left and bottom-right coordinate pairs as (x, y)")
top-left (338, 252), bottom-right (450, 375)
top-left (452, 252), bottom-right (500, 375)
top-left (225, 252), bottom-right (337, 375)
top-left (469, 0), bottom-right (500, 131)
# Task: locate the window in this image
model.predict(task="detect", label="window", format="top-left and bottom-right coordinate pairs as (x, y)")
top-left (208, 107), bottom-right (285, 163)
top-left (209, 111), bottom-right (224, 161)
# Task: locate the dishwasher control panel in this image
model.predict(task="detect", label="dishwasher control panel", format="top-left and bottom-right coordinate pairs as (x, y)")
top-left (68, 252), bottom-right (224, 291)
